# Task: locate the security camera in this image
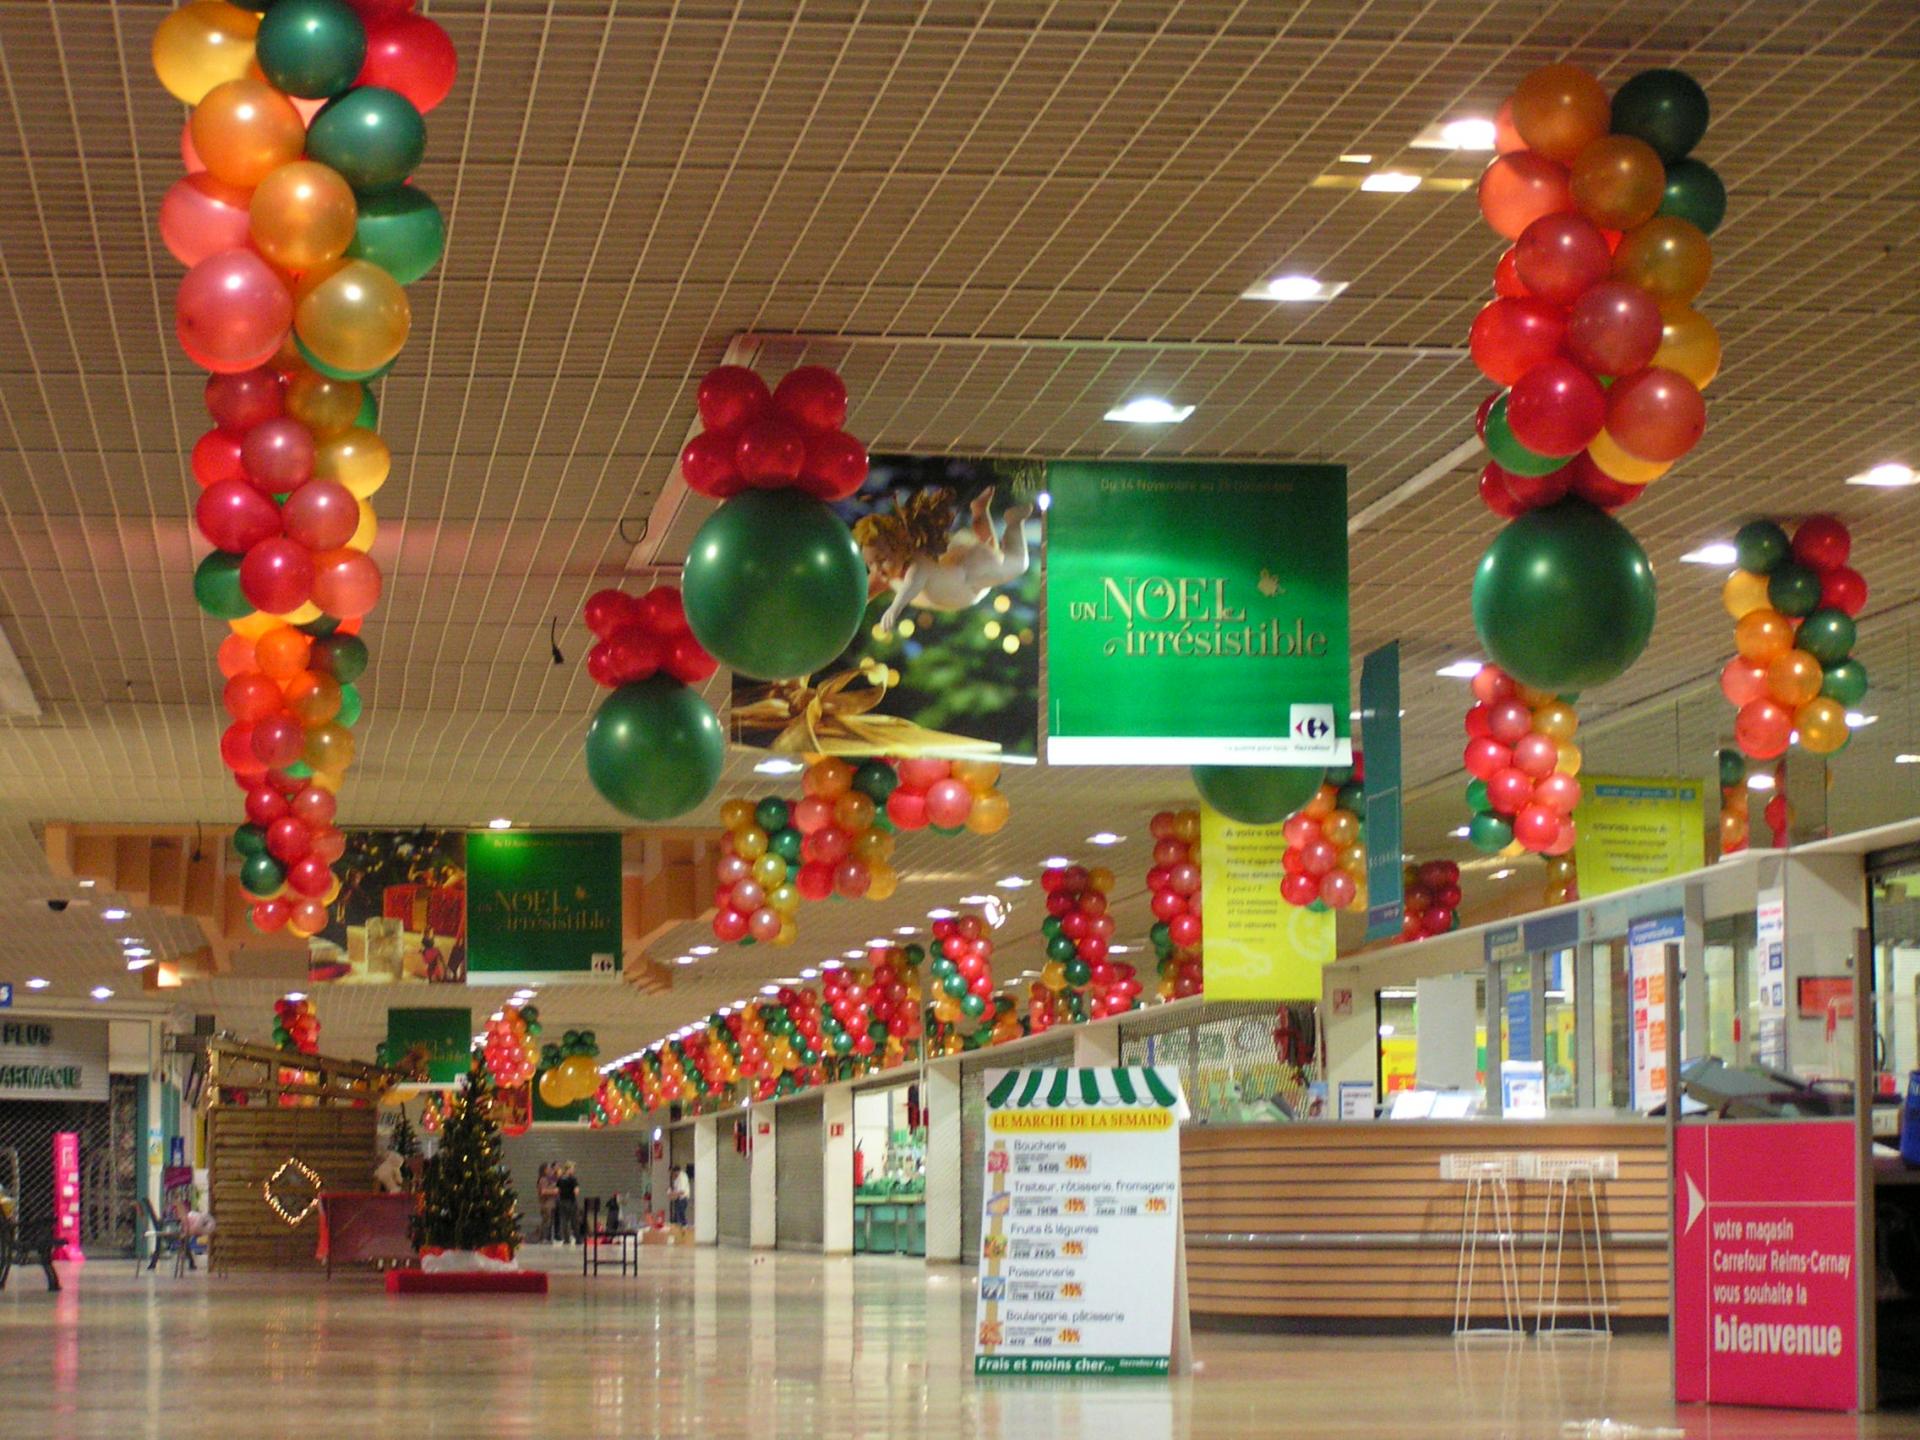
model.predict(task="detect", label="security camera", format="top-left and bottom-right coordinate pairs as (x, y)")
top-left (45, 898), bottom-right (69, 912)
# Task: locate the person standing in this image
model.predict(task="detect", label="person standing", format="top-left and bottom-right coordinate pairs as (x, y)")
top-left (555, 1162), bottom-right (580, 1244)
top-left (536, 1163), bottom-right (558, 1243)
top-left (669, 1164), bottom-right (691, 1227)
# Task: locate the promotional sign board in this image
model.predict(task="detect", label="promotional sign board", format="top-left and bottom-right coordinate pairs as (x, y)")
top-left (1198, 802), bottom-right (1334, 1000)
top-left (1628, 913), bottom-right (1682, 1113)
top-left (1571, 775), bottom-right (1706, 897)
top-left (465, 831), bottom-right (623, 984)
top-left (308, 828), bottom-right (467, 984)
top-left (1359, 642), bottom-right (1403, 940)
top-left (974, 1068), bottom-right (1188, 1376)
top-left (385, 1008), bottom-right (474, 1084)
top-left (1043, 460), bottom-right (1350, 765)
top-left (0, 1018), bottom-right (109, 1103)
top-left (1674, 1119), bottom-right (1859, 1411)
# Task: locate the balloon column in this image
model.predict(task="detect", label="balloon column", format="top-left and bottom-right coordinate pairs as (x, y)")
top-left (1715, 748), bottom-right (1751, 856)
top-left (1277, 765), bottom-right (1368, 915)
top-left (865, 944), bottom-right (926, 1062)
top-left (155, 0), bottom-right (457, 928)
top-left (1471, 64), bottom-right (1722, 691)
top-left (535, 1029), bottom-right (600, 1111)
top-left (272, 994), bottom-right (319, 1055)
top-left (481, 1003), bottom-right (540, 1091)
top-left (578, 585), bottom-right (725, 820)
top-left (1035, 865), bottom-right (1139, 1025)
top-left (679, 366), bottom-right (872, 681)
top-left (886, 758), bottom-right (1013, 837)
top-left (1718, 517), bottom-right (1868, 763)
top-left (1396, 861), bottom-right (1464, 944)
top-left (1145, 809), bottom-right (1205, 1002)
top-left (1459, 663), bottom-right (1583, 856)
top-left (925, 910), bottom-right (1007, 1049)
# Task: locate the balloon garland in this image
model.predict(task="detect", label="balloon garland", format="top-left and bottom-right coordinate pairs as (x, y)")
top-left (272, 993), bottom-right (319, 1055)
top-left (925, 909), bottom-right (1009, 1042)
top-left (481, 1003), bottom-right (540, 1091)
top-left (1396, 861), bottom-right (1464, 944)
top-left (1278, 764), bottom-right (1368, 915)
top-left (535, 1028), bottom-right (599, 1110)
top-left (155, 0), bottom-right (456, 932)
top-left (679, 366), bottom-right (872, 681)
top-left (1036, 864), bottom-right (1139, 1023)
top-left (1145, 808), bottom-right (1205, 1001)
top-left (1459, 662), bottom-right (1583, 856)
top-left (1470, 64), bottom-right (1722, 692)
top-left (578, 585), bottom-right (725, 820)
top-left (1715, 747), bottom-right (1751, 856)
top-left (1718, 516), bottom-right (1867, 762)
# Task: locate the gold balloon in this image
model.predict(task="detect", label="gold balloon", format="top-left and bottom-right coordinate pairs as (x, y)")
top-left (228, 610), bottom-right (278, 640)
top-left (1719, 811), bottom-right (1748, 848)
top-left (1796, 697), bottom-right (1850, 756)
top-left (866, 861), bottom-right (898, 901)
top-left (250, 161), bottom-right (358, 272)
top-left (964, 789), bottom-right (1010, 835)
top-left (286, 671), bottom-right (342, 725)
top-left (951, 758), bottom-right (1001, 790)
top-left (733, 825), bottom-right (768, 860)
top-left (1508, 63), bottom-right (1611, 163)
top-left (751, 853), bottom-right (787, 888)
top-left (295, 260), bottom-right (412, 375)
top-left (767, 883), bottom-right (800, 916)
top-left (1556, 741), bottom-right (1583, 776)
top-left (1587, 428), bottom-right (1673, 485)
top-left (313, 427), bottom-right (392, 499)
top-left (1322, 809), bottom-right (1359, 848)
top-left (772, 921), bottom-right (797, 948)
top-left (1546, 855), bottom-right (1577, 884)
top-left (1613, 216), bottom-right (1713, 305)
top-left (347, 498), bottom-right (378, 553)
top-left (1653, 304), bottom-right (1722, 391)
top-left (190, 78), bottom-right (305, 189)
top-left (1339, 843), bottom-right (1367, 877)
top-left (833, 791), bottom-right (875, 832)
top-left (1767, 649), bottom-right (1824, 708)
top-left (280, 599), bottom-right (324, 625)
top-left (286, 370), bottom-right (365, 439)
top-left (303, 722), bottom-right (355, 772)
top-left (152, 1), bottom-right (259, 105)
top-left (851, 828), bottom-right (893, 862)
top-left (1171, 811), bottom-right (1200, 844)
top-left (1734, 608), bottom-right (1794, 665)
top-left (719, 799), bottom-right (754, 831)
top-left (1086, 865), bottom-right (1115, 894)
top-left (1570, 135), bottom-right (1666, 231)
top-left (1722, 569), bottom-right (1769, 620)
top-left (1533, 701), bottom-right (1579, 741)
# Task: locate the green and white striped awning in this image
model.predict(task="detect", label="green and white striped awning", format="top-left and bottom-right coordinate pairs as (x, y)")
top-left (985, 1067), bottom-right (1182, 1111)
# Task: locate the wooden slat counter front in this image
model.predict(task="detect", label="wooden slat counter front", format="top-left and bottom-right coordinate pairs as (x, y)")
top-left (1182, 1121), bottom-right (1669, 1325)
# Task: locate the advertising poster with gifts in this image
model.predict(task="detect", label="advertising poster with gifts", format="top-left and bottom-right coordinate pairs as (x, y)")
top-left (308, 828), bottom-right (467, 984)
top-left (729, 455), bottom-right (1041, 761)
top-left (974, 1067), bottom-right (1188, 1376)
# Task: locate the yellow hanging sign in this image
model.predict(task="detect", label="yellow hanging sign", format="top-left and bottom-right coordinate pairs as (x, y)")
top-left (1198, 801), bottom-right (1335, 1000)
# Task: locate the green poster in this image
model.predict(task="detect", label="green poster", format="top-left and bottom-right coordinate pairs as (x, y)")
top-left (1043, 461), bottom-right (1350, 765)
top-left (385, 1007), bottom-right (472, 1083)
top-left (464, 831), bottom-right (623, 983)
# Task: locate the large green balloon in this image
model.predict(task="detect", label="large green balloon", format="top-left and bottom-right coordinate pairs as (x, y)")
top-left (234, 823), bottom-right (269, 858)
top-left (256, 0), bottom-right (366, 99)
top-left (1657, 159), bottom-right (1727, 236)
top-left (584, 676), bottom-right (725, 820)
top-left (1716, 747), bottom-right (1747, 788)
top-left (1734, 519), bottom-right (1788, 574)
top-left (1191, 765), bottom-right (1326, 824)
top-left (682, 489), bottom-right (868, 680)
top-left (1610, 68), bottom-right (1710, 164)
top-left (307, 86), bottom-right (426, 194)
top-left (1819, 658), bottom-right (1868, 707)
top-left (347, 186), bottom-right (446, 285)
top-left (1471, 497), bottom-right (1656, 691)
top-left (1484, 394), bottom-right (1572, 477)
top-left (1798, 608), bottom-right (1857, 666)
top-left (193, 551), bottom-right (252, 618)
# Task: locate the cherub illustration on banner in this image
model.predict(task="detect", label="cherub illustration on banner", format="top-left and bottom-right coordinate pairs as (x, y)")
top-left (854, 487), bottom-right (1033, 637)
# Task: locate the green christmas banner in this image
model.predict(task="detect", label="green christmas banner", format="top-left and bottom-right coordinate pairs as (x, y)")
top-left (386, 1007), bottom-right (473, 1083)
top-left (464, 831), bottom-right (623, 984)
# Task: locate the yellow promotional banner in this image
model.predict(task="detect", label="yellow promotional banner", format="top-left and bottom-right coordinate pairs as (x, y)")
top-left (1198, 800), bottom-right (1334, 1000)
top-left (1571, 775), bottom-right (1706, 898)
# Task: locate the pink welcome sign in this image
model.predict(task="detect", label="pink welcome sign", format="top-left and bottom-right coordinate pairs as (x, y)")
top-left (1673, 1119), bottom-right (1858, 1411)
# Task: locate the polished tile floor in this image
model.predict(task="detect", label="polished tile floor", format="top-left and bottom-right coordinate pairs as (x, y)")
top-left (0, 1246), bottom-right (1909, 1439)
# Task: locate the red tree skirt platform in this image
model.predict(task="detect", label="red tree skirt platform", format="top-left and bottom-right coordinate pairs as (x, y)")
top-left (385, 1269), bottom-right (549, 1295)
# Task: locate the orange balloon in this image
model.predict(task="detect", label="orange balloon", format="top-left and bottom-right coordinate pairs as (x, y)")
top-left (1493, 98), bottom-right (1525, 154)
top-left (256, 625), bottom-right (311, 680)
top-left (1722, 570), bottom-right (1769, 620)
top-left (1303, 785), bottom-right (1337, 820)
top-left (1766, 649), bottom-right (1824, 708)
top-left (1586, 428), bottom-right (1673, 485)
top-left (190, 78), bottom-right (305, 189)
top-left (285, 671), bottom-right (343, 726)
top-left (250, 161), bottom-right (358, 272)
top-left (285, 369), bottom-right (365, 440)
top-left (1569, 135), bottom-right (1666, 231)
top-left (1477, 151), bottom-right (1574, 240)
top-left (1797, 697), bottom-right (1849, 756)
top-left (965, 789), bottom-right (1011, 835)
top-left (1733, 609), bottom-right (1794, 665)
top-left (1509, 64), bottom-right (1612, 163)
top-left (1653, 304), bottom-right (1722, 391)
top-left (1613, 217), bottom-right (1712, 305)
top-left (217, 631), bottom-right (260, 678)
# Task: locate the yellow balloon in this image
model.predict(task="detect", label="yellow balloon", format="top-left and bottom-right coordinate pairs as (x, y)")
top-left (307, 767), bottom-right (346, 794)
top-left (719, 799), bottom-right (754, 831)
top-left (964, 789), bottom-right (1010, 835)
top-left (1722, 569), bottom-right (1770, 620)
top-left (733, 825), bottom-right (768, 860)
top-left (1171, 811), bottom-right (1200, 844)
top-left (152, 1), bottom-right (259, 105)
top-left (286, 370), bottom-right (365, 440)
top-left (773, 921), bottom-right (797, 948)
top-left (1556, 741), bottom-right (1583, 776)
top-left (1339, 843), bottom-right (1367, 877)
top-left (321, 877), bottom-right (343, 905)
top-left (250, 161), bottom-right (358, 273)
top-left (851, 828), bottom-right (893, 862)
top-left (866, 861), bottom-right (898, 901)
top-left (1796, 697), bottom-right (1849, 755)
top-left (190, 78), bottom-right (306, 189)
top-left (1532, 700), bottom-right (1578, 741)
top-left (767, 883), bottom-right (800, 916)
top-left (951, 758), bottom-right (1001, 791)
top-left (1086, 865), bottom-right (1115, 894)
top-left (227, 609), bottom-right (279, 640)
top-left (1586, 428), bottom-right (1673, 485)
top-left (1653, 303), bottom-right (1722, 391)
top-left (347, 499), bottom-right (378, 553)
top-left (752, 852), bottom-right (787, 888)
top-left (1322, 809), bottom-right (1359, 848)
top-left (303, 722), bottom-right (355, 772)
top-left (1500, 840), bottom-right (1528, 859)
top-left (313, 427), bottom-right (392, 499)
top-left (277, 599), bottom-right (324, 624)
top-left (294, 260), bottom-right (412, 375)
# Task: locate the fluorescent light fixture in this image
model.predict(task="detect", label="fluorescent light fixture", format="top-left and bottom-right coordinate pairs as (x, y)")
top-left (820, 960), bottom-right (843, 971)
top-left (487, 818), bottom-right (512, 831)
top-left (691, 945), bottom-right (716, 956)
top-left (1378, 1023), bottom-right (1396, 1038)
top-left (1337, 152), bottom-right (1373, 164)
top-left (959, 894), bottom-right (994, 905)
top-left (1103, 397), bottom-right (1194, 425)
top-left (26, 977), bottom-right (49, 989)
top-left (1108, 944), bottom-right (1132, 955)
top-left (674, 955), bottom-right (695, 966)
top-left (1360, 170), bottom-right (1422, 193)
top-left (77, 879), bottom-right (95, 888)
top-left (1436, 660), bottom-right (1482, 679)
top-left (754, 757), bottom-right (804, 775)
top-left (927, 908), bottom-right (957, 920)
top-left (1846, 462), bottom-right (1915, 488)
top-left (892, 926), bottom-right (917, 936)
top-left (1491, 869), bottom-right (1514, 881)
top-left (842, 948), bottom-right (864, 959)
top-left (1086, 832), bottom-right (1125, 846)
top-left (124, 946), bottom-right (151, 959)
top-left (800, 967), bottom-right (819, 980)
top-left (1410, 116), bottom-right (1496, 150)
top-left (1846, 712), bottom-right (1878, 729)
top-left (759, 984), bottom-right (780, 996)
top-left (776, 976), bottom-right (801, 985)
top-left (864, 938), bottom-right (888, 948)
top-left (285, 991), bottom-right (306, 1002)
top-left (1681, 542), bottom-right (1738, 565)
top-left (1896, 754), bottom-right (1920, 765)
top-left (1450, 826), bottom-right (1471, 838)
top-left (1243, 273), bottom-right (1348, 303)
top-left (101, 908), bottom-right (129, 921)
top-left (996, 875), bottom-right (1030, 889)
top-left (1042, 857), bottom-right (1072, 870)
top-left (126, 957), bottom-right (154, 971)
top-left (90, 986), bottom-right (113, 1000)
top-left (1747, 773), bottom-right (1776, 792)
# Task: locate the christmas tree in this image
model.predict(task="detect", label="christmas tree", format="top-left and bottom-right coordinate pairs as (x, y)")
top-left (387, 1111), bottom-right (418, 1161)
top-left (412, 1058), bottom-right (520, 1254)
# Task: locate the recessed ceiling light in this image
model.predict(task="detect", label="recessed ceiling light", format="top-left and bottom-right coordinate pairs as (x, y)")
top-left (1360, 171), bottom-right (1422, 193)
top-left (1491, 869), bottom-right (1514, 880)
top-left (487, 818), bottom-right (512, 830)
top-left (1681, 542), bottom-right (1738, 565)
top-left (1035, 491), bottom-right (1052, 513)
top-left (101, 908), bottom-right (129, 922)
top-left (124, 946), bottom-right (151, 958)
top-left (759, 984), bottom-right (780, 996)
top-left (996, 875), bottom-right (1030, 889)
top-left (1450, 826), bottom-right (1471, 838)
top-left (1086, 832), bottom-right (1125, 846)
top-left (799, 967), bottom-right (819, 980)
top-left (843, 948), bottom-right (864, 959)
top-left (1108, 944), bottom-right (1132, 955)
top-left (1337, 152), bottom-right (1373, 164)
top-left (1846, 712), bottom-right (1878, 729)
top-left (1410, 116), bottom-right (1497, 150)
top-left (1103, 397), bottom-right (1194, 425)
top-left (77, 879), bottom-right (95, 889)
top-left (691, 945), bottom-right (716, 956)
top-left (927, 908), bottom-right (957, 920)
top-left (90, 986), bottom-right (113, 1000)
top-left (754, 757), bottom-right (804, 775)
top-left (26, 977), bottom-right (49, 989)
top-left (820, 961), bottom-right (843, 971)
top-left (1748, 774), bottom-right (1777, 792)
top-left (1041, 857), bottom-right (1072, 870)
top-left (892, 926), bottom-right (917, 936)
top-left (1436, 660), bottom-right (1483, 679)
top-left (674, 955), bottom-right (695, 966)
top-left (285, 991), bottom-right (306, 1002)
top-left (1846, 462), bottom-right (1915, 488)
top-left (1242, 274), bottom-right (1348, 303)
top-left (1896, 754), bottom-right (1920, 765)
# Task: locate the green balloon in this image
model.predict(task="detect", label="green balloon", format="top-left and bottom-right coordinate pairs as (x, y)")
top-left (942, 972), bottom-right (968, 999)
top-left (193, 550), bottom-right (252, 618)
top-left (256, 0), bottom-right (366, 99)
top-left (1191, 765), bottom-right (1325, 825)
top-left (234, 823), bottom-right (269, 858)
top-left (1468, 811), bottom-right (1514, 853)
top-left (241, 852), bottom-right (287, 897)
top-left (1472, 498), bottom-right (1656, 691)
top-left (335, 683), bottom-right (363, 728)
top-left (1484, 394), bottom-right (1574, 477)
top-left (755, 797), bottom-right (790, 832)
top-left (681, 490), bottom-right (868, 680)
top-left (1041, 915), bottom-right (1063, 939)
top-left (901, 944), bottom-right (924, 965)
top-left (1798, 608), bottom-right (1857, 666)
top-left (311, 633), bottom-right (369, 683)
top-left (1610, 68), bottom-right (1710, 164)
top-left (298, 613), bottom-right (343, 638)
top-left (1335, 782), bottom-right (1365, 814)
top-left (1819, 658), bottom-right (1868, 707)
top-left (583, 675), bottom-right (725, 820)
top-left (1716, 748), bottom-right (1747, 788)
top-left (770, 826), bottom-right (803, 864)
top-left (283, 760), bottom-right (314, 779)
top-left (356, 384), bottom-right (380, 430)
top-left (1465, 778), bottom-right (1492, 814)
top-left (1047, 934), bottom-right (1077, 963)
top-left (347, 186), bottom-right (446, 285)
top-left (852, 759), bottom-right (898, 803)
top-left (1767, 562), bottom-right (1822, 618)
top-left (306, 86), bottom-right (426, 194)
top-left (868, 1018), bottom-right (888, 1042)
top-left (1149, 921), bottom-right (1171, 951)
top-left (1063, 959), bottom-right (1091, 988)
top-left (960, 993), bottom-right (986, 1021)
top-left (1658, 159), bottom-right (1726, 236)
top-left (1734, 519), bottom-right (1789, 574)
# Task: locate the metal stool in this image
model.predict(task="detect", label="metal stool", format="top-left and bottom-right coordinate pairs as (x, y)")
top-left (1533, 1152), bottom-right (1617, 1339)
top-left (1440, 1153), bottom-right (1523, 1338)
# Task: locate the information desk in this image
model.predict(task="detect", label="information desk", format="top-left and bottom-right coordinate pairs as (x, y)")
top-left (1180, 1120), bottom-right (1669, 1325)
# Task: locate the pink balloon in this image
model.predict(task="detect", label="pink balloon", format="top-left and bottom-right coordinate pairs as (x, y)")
top-left (748, 906), bottom-right (783, 942)
top-left (1513, 732), bottom-right (1561, 778)
top-left (1319, 870), bottom-right (1357, 909)
top-left (241, 537), bottom-right (315, 615)
top-left (1487, 700), bottom-right (1533, 745)
top-left (176, 249), bottom-right (293, 374)
top-left (242, 417), bottom-right (315, 492)
top-left (159, 174), bottom-right (252, 268)
top-left (282, 480), bottom-right (359, 550)
top-left (1535, 771), bottom-right (1582, 814)
top-left (924, 778), bottom-right (974, 828)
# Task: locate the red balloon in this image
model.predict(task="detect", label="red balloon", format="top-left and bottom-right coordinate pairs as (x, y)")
top-left (1468, 297), bottom-right (1567, 388)
top-left (697, 365), bottom-right (770, 430)
top-left (245, 782), bottom-right (289, 826)
top-left (1281, 871), bottom-right (1318, 906)
top-left (680, 428), bottom-right (746, 499)
top-left (735, 415), bottom-right (807, 488)
top-left (583, 588), bottom-right (637, 639)
top-left (1514, 802), bottom-right (1562, 850)
top-left (1421, 905), bottom-right (1455, 936)
top-left (924, 778), bottom-right (974, 828)
top-left (1167, 911), bottom-right (1202, 947)
top-left (1478, 151), bottom-right (1575, 241)
top-left (1605, 366), bottom-right (1706, 462)
top-left (1535, 771), bottom-right (1582, 814)
top-left (241, 538), bottom-right (315, 615)
top-left (1735, 697), bottom-right (1794, 760)
top-left (1564, 281), bottom-right (1662, 377)
top-left (631, 586), bottom-right (687, 636)
top-left (800, 430), bottom-right (869, 501)
top-left (1514, 212), bottom-right (1612, 306)
top-left (662, 631), bottom-right (718, 685)
top-left (242, 417), bottom-right (315, 492)
top-left (1506, 357), bottom-right (1606, 456)
top-left (196, 477), bottom-right (281, 553)
top-left (287, 855), bottom-right (335, 899)
top-left (192, 428), bottom-right (247, 488)
top-left (885, 787), bottom-right (929, 829)
top-left (1487, 766), bottom-right (1534, 814)
top-left (1545, 818), bottom-right (1577, 856)
top-left (282, 480), bottom-right (358, 551)
top-left (206, 367), bottom-right (284, 432)
top-left (221, 721), bottom-right (265, 775)
top-left (1819, 566), bottom-right (1868, 618)
top-left (1791, 515), bottom-right (1851, 572)
top-left (1319, 870), bottom-right (1357, 909)
top-left (225, 672), bottom-right (285, 723)
top-left (1300, 839), bottom-right (1338, 877)
top-left (833, 858), bottom-right (871, 899)
top-left (251, 712), bottom-right (305, 768)
top-left (1512, 732), bottom-right (1560, 778)
top-left (1719, 656), bottom-right (1768, 706)
top-left (772, 366), bottom-right (849, 432)
top-left (176, 249), bottom-right (292, 374)
top-left (356, 14), bottom-right (459, 113)
top-left (1470, 666), bottom-right (1514, 706)
top-left (1464, 703), bottom-right (1492, 739)
top-left (604, 624), bottom-right (662, 684)
top-left (1477, 464), bottom-right (1528, 518)
top-left (1464, 736), bottom-right (1513, 781)
top-left (291, 784), bottom-right (337, 827)
top-left (585, 640), bottom-right (622, 688)
top-left (1473, 391), bottom-right (1499, 441)
top-left (1567, 452), bottom-right (1645, 511)
top-left (712, 907), bottom-right (750, 943)
top-left (267, 815), bottom-right (313, 863)
top-left (1487, 700), bottom-right (1533, 745)
top-left (310, 548), bottom-right (383, 619)
top-left (252, 899), bottom-right (291, 932)
top-left (1492, 247), bottom-right (1529, 299)
top-left (1503, 463), bottom-right (1573, 510)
